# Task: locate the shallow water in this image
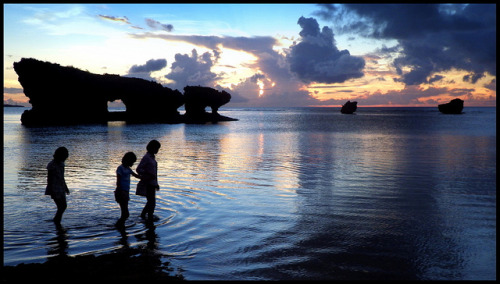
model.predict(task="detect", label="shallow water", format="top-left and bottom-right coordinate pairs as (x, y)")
top-left (3, 107), bottom-right (496, 280)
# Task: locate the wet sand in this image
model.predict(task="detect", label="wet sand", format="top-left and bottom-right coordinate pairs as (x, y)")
top-left (2, 247), bottom-right (184, 281)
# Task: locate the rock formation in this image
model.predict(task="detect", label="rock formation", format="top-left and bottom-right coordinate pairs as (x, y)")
top-left (183, 86), bottom-right (234, 123)
top-left (340, 100), bottom-right (357, 114)
top-left (13, 58), bottom-right (236, 126)
top-left (438, 98), bottom-right (464, 114)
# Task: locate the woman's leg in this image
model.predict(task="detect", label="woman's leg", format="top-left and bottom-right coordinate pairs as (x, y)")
top-left (141, 186), bottom-right (156, 219)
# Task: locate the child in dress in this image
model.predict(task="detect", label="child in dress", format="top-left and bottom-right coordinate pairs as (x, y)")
top-left (115, 152), bottom-right (140, 227)
top-left (45, 147), bottom-right (70, 225)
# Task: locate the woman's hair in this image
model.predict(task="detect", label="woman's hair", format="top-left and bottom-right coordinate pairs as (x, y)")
top-left (53, 147), bottom-right (69, 161)
top-left (122, 152), bottom-right (137, 166)
top-left (146, 139), bottom-right (161, 153)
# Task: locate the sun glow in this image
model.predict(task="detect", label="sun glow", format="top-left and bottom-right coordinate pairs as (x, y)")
top-left (257, 79), bottom-right (265, 97)
top-left (212, 47), bottom-right (259, 88)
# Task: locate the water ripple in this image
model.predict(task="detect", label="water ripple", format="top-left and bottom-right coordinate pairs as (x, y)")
top-left (3, 107), bottom-right (496, 280)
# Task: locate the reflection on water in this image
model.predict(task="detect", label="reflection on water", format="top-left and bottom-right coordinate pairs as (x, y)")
top-left (3, 107), bottom-right (496, 280)
top-left (47, 224), bottom-right (68, 259)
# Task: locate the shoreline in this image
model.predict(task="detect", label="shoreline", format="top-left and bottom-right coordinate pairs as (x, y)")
top-left (2, 247), bottom-right (184, 281)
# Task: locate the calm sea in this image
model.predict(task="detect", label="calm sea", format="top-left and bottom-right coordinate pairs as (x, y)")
top-left (3, 106), bottom-right (496, 280)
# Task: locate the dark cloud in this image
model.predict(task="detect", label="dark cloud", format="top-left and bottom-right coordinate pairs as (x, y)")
top-left (428, 75), bottom-right (444, 84)
top-left (287, 16), bottom-right (365, 84)
top-left (315, 4), bottom-right (496, 85)
top-left (125, 58), bottom-right (167, 81)
top-left (145, 18), bottom-right (173, 32)
top-left (484, 79), bottom-right (496, 91)
top-left (249, 73), bottom-right (266, 83)
top-left (463, 73), bottom-right (485, 84)
top-left (165, 49), bottom-right (219, 91)
top-left (130, 33), bottom-right (277, 55)
top-left (4, 87), bottom-right (24, 94)
top-left (129, 58), bottom-right (167, 73)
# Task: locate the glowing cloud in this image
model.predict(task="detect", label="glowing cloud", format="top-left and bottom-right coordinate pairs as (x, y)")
top-left (98, 14), bottom-right (131, 24)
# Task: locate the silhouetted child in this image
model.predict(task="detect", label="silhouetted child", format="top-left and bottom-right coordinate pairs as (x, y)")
top-left (136, 140), bottom-right (161, 221)
top-left (45, 147), bottom-right (70, 225)
top-left (115, 152), bottom-right (140, 227)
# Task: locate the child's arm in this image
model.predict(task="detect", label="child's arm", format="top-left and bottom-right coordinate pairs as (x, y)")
top-left (131, 170), bottom-right (141, 179)
top-left (116, 174), bottom-right (122, 189)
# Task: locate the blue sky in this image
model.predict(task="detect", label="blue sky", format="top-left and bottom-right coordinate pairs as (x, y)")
top-left (4, 3), bottom-right (496, 107)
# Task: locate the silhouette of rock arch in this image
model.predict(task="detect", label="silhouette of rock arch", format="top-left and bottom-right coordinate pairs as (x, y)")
top-left (13, 58), bottom-right (235, 125)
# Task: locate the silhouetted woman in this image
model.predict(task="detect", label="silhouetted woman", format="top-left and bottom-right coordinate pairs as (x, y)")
top-left (45, 147), bottom-right (70, 225)
top-left (136, 140), bottom-right (161, 221)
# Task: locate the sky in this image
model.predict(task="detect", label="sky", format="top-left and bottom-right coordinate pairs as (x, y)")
top-left (3, 3), bottom-right (496, 107)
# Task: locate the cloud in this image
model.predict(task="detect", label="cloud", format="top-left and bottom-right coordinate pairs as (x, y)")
top-left (4, 87), bottom-right (24, 94)
top-left (463, 73), bottom-right (485, 84)
top-left (287, 17), bottom-right (365, 84)
top-left (130, 14), bottom-right (495, 107)
top-left (130, 32), bottom-right (293, 97)
top-left (316, 84), bottom-right (496, 107)
top-left (4, 98), bottom-right (29, 106)
top-left (165, 49), bottom-right (219, 91)
top-left (225, 70), bottom-right (316, 107)
top-left (132, 21), bottom-right (360, 107)
top-left (428, 75), bottom-right (444, 84)
top-left (129, 58), bottom-right (167, 73)
top-left (145, 18), bottom-right (173, 32)
top-left (98, 14), bottom-right (143, 29)
top-left (21, 6), bottom-right (136, 36)
top-left (359, 85), bottom-right (448, 105)
top-left (130, 32), bottom-right (277, 56)
top-left (315, 4), bottom-right (496, 85)
top-left (98, 14), bottom-right (131, 25)
top-left (125, 58), bottom-right (167, 81)
top-left (484, 79), bottom-right (496, 91)
top-left (215, 85), bottom-right (248, 104)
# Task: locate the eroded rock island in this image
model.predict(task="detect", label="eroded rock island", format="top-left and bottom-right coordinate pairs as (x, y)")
top-left (340, 100), bottom-right (357, 114)
top-left (438, 98), bottom-right (464, 114)
top-left (13, 58), bottom-right (237, 126)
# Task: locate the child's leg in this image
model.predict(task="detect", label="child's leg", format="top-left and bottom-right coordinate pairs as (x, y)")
top-left (120, 200), bottom-right (129, 220)
top-left (53, 197), bottom-right (67, 224)
top-left (117, 199), bottom-right (129, 226)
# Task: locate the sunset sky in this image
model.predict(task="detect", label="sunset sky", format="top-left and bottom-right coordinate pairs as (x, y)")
top-left (3, 3), bottom-right (496, 107)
